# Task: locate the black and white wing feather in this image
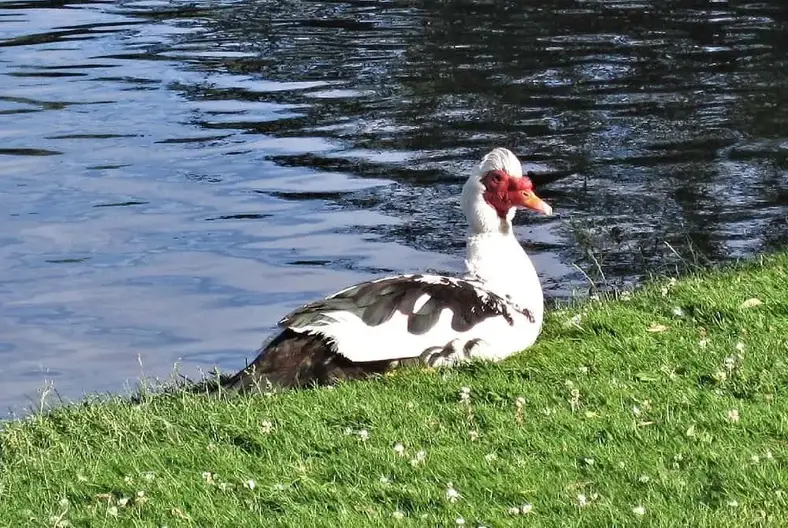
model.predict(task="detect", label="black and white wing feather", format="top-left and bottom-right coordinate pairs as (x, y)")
top-left (222, 274), bottom-right (535, 392)
top-left (281, 274), bottom-right (532, 335)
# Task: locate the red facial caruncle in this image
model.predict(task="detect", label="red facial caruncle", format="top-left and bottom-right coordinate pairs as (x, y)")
top-left (481, 170), bottom-right (553, 218)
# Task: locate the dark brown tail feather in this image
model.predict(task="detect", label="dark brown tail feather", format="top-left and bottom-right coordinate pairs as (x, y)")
top-left (220, 329), bottom-right (396, 394)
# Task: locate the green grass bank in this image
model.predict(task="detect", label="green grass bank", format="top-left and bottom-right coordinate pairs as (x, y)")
top-left (1, 253), bottom-right (788, 527)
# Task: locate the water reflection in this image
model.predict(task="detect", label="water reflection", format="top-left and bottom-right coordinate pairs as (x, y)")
top-left (144, 0), bottom-right (788, 273)
top-left (0, 0), bottom-right (786, 413)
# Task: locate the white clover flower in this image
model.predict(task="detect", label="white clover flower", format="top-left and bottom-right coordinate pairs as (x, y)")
top-left (410, 450), bottom-right (426, 466)
top-left (727, 409), bottom-right (740, 423)
top-left (393, 443), bottom-right (405, 456)
top-left (724, 356), bottom-right (737, 371)
top-left (508, 503), bottom-right (534, 515)
top-left (358, 429), bottom-right (369, 441)
top-left (469, 430), bottom-right (479, 441)
top-left (632, 505), bottom-right (646, 516)
top-left (260, 420), bottom-right (274, 434)
top-left (392, 510), bottom-right (405, 520)
top-left (577, 493), bottom-right (588, 507)
top-left (569, 388), bottom-right (581, 410)
top-left (244, 479), bottom-right (256, 490)
top-left (135, 491), bottom-right (148, 505)
top-left (456, 517), bottom-right (465, 525)
top-left (446, 483), bottom-right (460, 503)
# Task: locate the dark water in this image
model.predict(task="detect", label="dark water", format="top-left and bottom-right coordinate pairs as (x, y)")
top-left (1, 0), bottom-right (787, 414)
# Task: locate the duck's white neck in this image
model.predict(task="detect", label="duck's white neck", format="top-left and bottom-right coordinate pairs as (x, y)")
top-left (463, 226), bottom-right (544, 324)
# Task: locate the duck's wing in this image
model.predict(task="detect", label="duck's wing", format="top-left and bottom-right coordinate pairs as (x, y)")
top-left (279, 273), bottom-right (534, 362)
top-left (221, 274), bottom-right (535, 393)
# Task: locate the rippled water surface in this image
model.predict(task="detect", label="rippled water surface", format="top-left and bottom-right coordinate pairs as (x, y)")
top-left (1, 0), bottom-right (787, 413)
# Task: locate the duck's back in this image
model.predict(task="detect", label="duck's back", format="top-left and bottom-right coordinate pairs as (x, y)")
top-left (222, 273), bottom-right (539, 392)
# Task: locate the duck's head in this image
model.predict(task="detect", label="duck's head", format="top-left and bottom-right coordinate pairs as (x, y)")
top-left (461, 147), bottom-right (553, 235)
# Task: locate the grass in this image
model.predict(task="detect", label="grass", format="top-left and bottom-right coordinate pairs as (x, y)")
top-left (1, 253), bottom-right (788, 527)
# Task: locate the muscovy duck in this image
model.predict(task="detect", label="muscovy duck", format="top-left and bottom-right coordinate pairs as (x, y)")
top-left (223, 147), bottom-right (553, 392)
